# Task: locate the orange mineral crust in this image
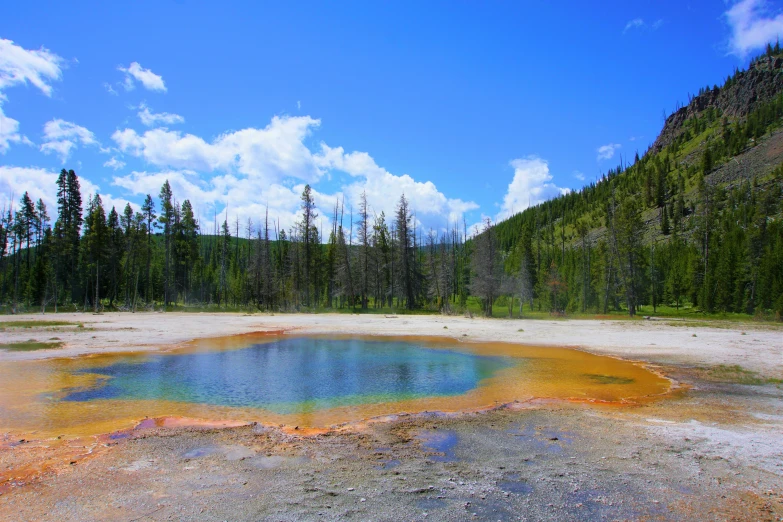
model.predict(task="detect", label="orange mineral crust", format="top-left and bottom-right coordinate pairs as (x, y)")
top-left (0, 334), bottom-right (670, 439)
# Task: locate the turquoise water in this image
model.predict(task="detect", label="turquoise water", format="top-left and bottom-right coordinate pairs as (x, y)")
top-left (63, 337), bottom-right (513, 414)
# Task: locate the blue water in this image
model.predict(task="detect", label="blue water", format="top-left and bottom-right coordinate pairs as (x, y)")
top-left (63, 337), bottom-right (513, 414)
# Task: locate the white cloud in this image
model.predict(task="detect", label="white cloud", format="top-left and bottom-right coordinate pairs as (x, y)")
top-left (0, 165), bottom-right (129, 216)
top-left (623, 18), bottom-right (663, 34)
top-left (297, 100), bottom-right (301, 110)
top-left (0, 39), bottom-right (64, 153)
top-left (112, 115), bottom-right (324, 184)
top-left (0, 105), bottom-right (24, 153)
top-left (112, 169), bottom-right (303, 234)
top-left (109, 115), bottom-right (478, 234)
top-left (0, 38), bottom-right (63, 96)
top-left (597, 143), bottom-right (621, 161)
top-left (137, 103), bottom-right (184, 127)
top-left (103, 157), bottom-right (126, 170)
top-left (623, 18), bottom-right (646, 33)
top-left (726, 0), bottom-right (783, 57)
top-left (496, 156), bottom-right (569, 221)
top-left (316, 144), bottom-right (479, 228)
top-left (117, 62), bottom-right (166, 92)
top-left (40, 119), bottom-right (98, 162)
top-left (573, 170), bottom-right (586, 181)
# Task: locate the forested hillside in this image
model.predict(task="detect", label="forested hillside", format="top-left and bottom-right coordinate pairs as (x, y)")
top-left (492, 47), bottom-right (783, 318)
top-left (1, 49), bottom-right (782, 318)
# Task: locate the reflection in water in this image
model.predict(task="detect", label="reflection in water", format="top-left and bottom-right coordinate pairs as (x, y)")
top-left (0, 334), bottom-right (671, 437)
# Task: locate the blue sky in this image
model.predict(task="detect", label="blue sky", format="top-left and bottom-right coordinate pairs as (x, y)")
top-left (1, 0), bottom-right (782, 235)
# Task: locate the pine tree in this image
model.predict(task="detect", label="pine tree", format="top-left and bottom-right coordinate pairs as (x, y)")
top-left (178, 200), bottom-right (199, 303)
top-left (159, 181), bottom-right (174, 307)
top-left (106, 207), bottom-right (122, 306)
top-left (141, 194), bottom-right (157, 303)
top-left (82, 194), bottom-right (107, 312)
top-left (299, 184), bottom-right (317, 307)
top-left (661, 205), bottom-right (670, 235)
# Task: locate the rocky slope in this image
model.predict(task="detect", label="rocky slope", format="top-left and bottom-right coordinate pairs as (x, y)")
top-left (651, 54), bottom-right (783, 155)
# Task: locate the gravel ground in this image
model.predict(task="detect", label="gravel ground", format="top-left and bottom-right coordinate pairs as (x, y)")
top-left (0, 313), bottom-right (781, 521)
top-left (2, 375), bottom-right (781, 521)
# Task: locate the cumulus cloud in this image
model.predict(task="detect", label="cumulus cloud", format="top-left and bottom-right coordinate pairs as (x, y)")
top-left (138, 102), bottom-right (184, 127)
top-left (118, 62), bottom-right (166, 92)
top-left (112, 115), bottom-right (324, 184)
top-left (316, 144), bottom-right (479, 228)
top-left (597, 143), bottom-right (621, 161)
top-left (103, 157), bottom-right (126, 170)
top-left (109, 115), bottom-right (478, 233)
top-left (112, 169), bottom-right (303, 234)
top-left (726, 0), bottom-right (783, 57)
top-left (0, 165), bottom-right (130, 216)
top-left (40, 119), bottom-right (98, 162)
top-left (496, 156), bottom-right (569, 221)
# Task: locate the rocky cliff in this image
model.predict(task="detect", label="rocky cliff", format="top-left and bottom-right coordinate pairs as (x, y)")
top-left (650, 55), bottom-right (783, 154)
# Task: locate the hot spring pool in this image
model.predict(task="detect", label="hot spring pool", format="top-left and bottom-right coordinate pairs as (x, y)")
top-left (0, 334), bottom-right (670, 437)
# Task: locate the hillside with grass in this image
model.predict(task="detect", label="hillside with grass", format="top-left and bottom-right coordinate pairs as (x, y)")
top-left (489, 48), bottom-right (783, 319)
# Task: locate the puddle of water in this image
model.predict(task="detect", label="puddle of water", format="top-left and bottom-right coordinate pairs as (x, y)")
top-left (135, 418), bottom-right (159, 430)
top-left (467, 498), bottom-right (520, 520)
top-left (0, 334), bottom-right (670, 438)
top-left (180, 444), bottom-right (254, 461)
top-left (498, 473), bottom-right (534, 495)
top-left (182, 446), bottom-right (221, 459)
top-left (417, 429), bottom-right (460, 462)
top-left (416, 498), bottom-right (448, 510)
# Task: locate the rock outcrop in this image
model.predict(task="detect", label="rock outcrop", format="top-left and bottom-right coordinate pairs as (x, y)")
top-left (650, 55), bottom-right (783, 155)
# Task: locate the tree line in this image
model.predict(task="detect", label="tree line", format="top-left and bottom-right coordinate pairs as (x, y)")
top-left (2, 53), bottom-right (782, 318)
top-left (0, 172), bottom-right (485, 314)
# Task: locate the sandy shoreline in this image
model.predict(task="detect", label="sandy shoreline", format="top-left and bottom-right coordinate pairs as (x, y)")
top-left (1, 311), bottom-right (781, 377)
